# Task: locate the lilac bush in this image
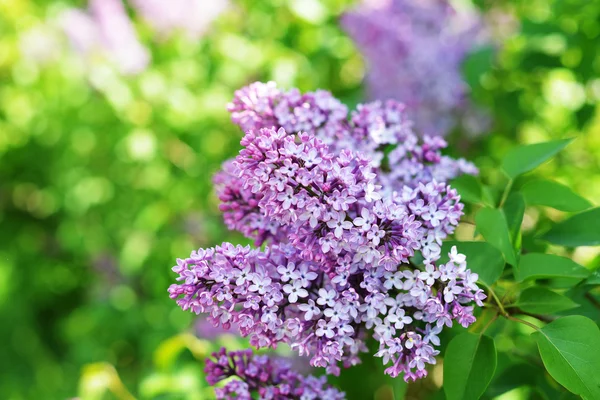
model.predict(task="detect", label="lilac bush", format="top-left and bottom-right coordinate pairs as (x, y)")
top-left (206, 348), bottom-right (345, 399)
top-left (169, 82), bottom-right (485, 383)
top-left (341, 0), bottom-right (487, 136)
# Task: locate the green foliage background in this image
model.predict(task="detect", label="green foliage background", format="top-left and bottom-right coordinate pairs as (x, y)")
top-left (0, 0), bottom-right (598, 399)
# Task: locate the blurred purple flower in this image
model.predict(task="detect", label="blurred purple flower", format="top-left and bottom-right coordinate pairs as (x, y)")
top-left (342, 0), bottom-right (488, 136)
top-left (196, 315), bottom-right (240, 339)
top-left (59, 0), bottom-right (149, 75)
top-left (130, 0), bottom-right (229, 39)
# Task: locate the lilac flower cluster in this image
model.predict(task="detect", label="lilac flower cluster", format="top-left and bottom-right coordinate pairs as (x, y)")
top-left (341, 0), bottom-right (488, 137)
top-left (169, 83), bottom-right (485, 381)
top-left (205, 348), bottom-right (345, 399)
top-left (227, 82), bottom-right (477, 186)
top-left (218, 82), bottom-right (476, 245)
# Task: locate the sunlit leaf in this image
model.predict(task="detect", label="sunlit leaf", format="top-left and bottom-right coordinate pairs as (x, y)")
top-left (515, 253), bottom-right (590, 282)
top-left (79, 363), bottom-right (135, 400)
top-left (154, 334), bottom-right (211, 370)
top-left (520, 180), bottom-right (592, 212)
top-left (502, 138), bottom-right (573, 178)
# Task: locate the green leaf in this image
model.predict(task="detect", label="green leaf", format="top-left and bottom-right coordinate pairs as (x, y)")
top-left (515, 287), bottom-right (579, 314)
top-left (440, 241), bottom-right (505, 285)
top-left (515, 253), bottom-right (590, 282)
top-left (502, 138), bottom-right (573, 178)
top-left (475, 207), bottom-right (517, 266)
top-left (541, 208), bottom-right (600, 247)
top-left (450, 175), bottom-right (483, 204)
top-left (444, 333), bottom-right (497, 400)
top-left (503, 192), bottom-right (525, 248)
top-left (585, 270), bottom-right (600, 285)
top-left (532, 316), bottom-right (600, 399)
top-left (521, 180), bottom-right (592, 212)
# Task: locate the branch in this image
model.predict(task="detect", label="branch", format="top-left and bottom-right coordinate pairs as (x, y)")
top-left (585, 292), bottom-right (600, 311)
top-left (512, 308), bottom-right (557, 323)
top-left (505, 315), bottom-right (541, 331)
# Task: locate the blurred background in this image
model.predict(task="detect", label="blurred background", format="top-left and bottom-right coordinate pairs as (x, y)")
top-left (0, 0), bottom-right (599, 399)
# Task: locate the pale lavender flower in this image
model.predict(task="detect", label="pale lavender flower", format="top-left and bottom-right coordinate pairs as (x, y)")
top-left (90, 0), bottom-right (149, 74)
top-left (342, 0), bottom-right (488, 136)
top-left (59, 0), bottom-right (149, 75)
top-left (59, 9), bottom-right (101, 55)
top-left (130, 0), bottom-right (229, 39)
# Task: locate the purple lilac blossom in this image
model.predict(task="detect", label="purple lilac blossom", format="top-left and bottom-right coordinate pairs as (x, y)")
top-left (170, 240), bottom-right (483, 380)
top-left (341, 0), bottom-right (487, 137)
top-left (59, 0), bottom-right (149, 75)
top-left (130, 0), bottom-right (229, 39)
top-left (227, 82), bottom-right (478, 187)
top-left (205, 348), bottom-right (345, 399)
top-left (218, 82), bottom-right (477, 246)
top-left (214, 159), bottom-right (289, 246)
top-left (170, 83), bottom-right (485, 381)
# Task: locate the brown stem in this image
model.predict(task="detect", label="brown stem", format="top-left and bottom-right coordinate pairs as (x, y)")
top-left (513, 309), bottom-right (557, 323)
top-left (480, 313), bottom-right (499, 335)
top-left (505, 314), bottom-right (540, 331)
top-left (585, 292), bottom-right (600, 311)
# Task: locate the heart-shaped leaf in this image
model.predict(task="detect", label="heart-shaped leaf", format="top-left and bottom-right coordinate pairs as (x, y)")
top-left (532, 316), bottom-right (600, 399)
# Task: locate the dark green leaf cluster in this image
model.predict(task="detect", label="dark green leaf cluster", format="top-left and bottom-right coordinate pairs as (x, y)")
top-left (445, 139), bottom-right (600, 400)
